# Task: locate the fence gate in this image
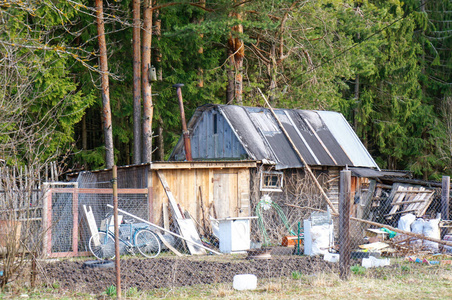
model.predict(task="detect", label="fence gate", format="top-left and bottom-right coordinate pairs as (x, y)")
top-left (43, 183), bottom-right (149, 258)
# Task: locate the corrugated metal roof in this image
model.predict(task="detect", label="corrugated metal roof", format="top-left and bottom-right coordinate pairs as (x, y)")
top-left (349, 167), bottom-right (409, 178)
top-left (170, 104), bottom-right (379, 170)
top-left (317, 111), bottom-right (377, 168)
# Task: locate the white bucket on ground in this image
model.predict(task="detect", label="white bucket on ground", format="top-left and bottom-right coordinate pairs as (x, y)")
top-left (324, 252), bottom-right (339, 263)
top-left (233, 274), bottom-right (257, 290)
top-left (362, 257), bottom-right (390, 268)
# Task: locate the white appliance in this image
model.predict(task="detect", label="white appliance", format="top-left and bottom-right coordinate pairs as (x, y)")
top-left (217, 217), bottom-right (256, 253)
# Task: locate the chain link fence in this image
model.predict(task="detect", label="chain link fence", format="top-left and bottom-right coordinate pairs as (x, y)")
top-left (3, 165), bottom-right (451, 294)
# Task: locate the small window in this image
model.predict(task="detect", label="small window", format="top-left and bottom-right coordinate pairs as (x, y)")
top-left (213, 113), bottom-right (218, 134)
top-left (260, 171), bottom-right (283, 192)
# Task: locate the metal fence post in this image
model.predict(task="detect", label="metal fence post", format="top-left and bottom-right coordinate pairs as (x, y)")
top-left (339, 170), bottom-right (351, 280)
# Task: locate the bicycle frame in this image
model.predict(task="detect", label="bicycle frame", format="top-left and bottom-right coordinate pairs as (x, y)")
top-left (89, 215), bottom-right (161, 259)
top-left (103, 223), bottom-right (149, 253)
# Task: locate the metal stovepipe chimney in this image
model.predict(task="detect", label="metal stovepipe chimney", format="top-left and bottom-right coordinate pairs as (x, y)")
top-left (173, 83), bottom-right (193, 161)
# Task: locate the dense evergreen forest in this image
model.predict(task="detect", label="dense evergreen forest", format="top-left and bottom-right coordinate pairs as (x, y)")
top-left (1, 0), bottom-right (451, 180)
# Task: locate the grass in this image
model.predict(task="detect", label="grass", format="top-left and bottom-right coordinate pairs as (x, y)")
top-left (143, 261), bottom-right (452, 300)
top-left (103, 285), bottom-right (116, 297)
top-left (350, 265), bottom-right (366, 275)
top-left (291, 271), bottom-right (303, 280)
top-left (2, 260), bottom-right (452, 299)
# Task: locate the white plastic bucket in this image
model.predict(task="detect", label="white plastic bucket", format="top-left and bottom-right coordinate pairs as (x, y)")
top-left (362, 257), bottom-right (390, 268)
top-left (324, 252), bottom-right (339, 263)
top-left (233, 274), bottom-right (257, 290)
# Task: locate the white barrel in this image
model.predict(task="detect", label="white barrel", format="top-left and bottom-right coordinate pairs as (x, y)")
top-left (233, 274), bottom-right (257, 290)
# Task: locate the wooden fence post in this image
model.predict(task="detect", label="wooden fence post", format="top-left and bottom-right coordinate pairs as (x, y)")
top-left (112, 165), bottom-right (121, 299)
top-left (442, 176), bottom-right (450, 238)
top-left (339, 170), bottom-right (351, 280)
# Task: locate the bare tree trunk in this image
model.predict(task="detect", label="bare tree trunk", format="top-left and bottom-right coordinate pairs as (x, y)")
top-left (233, 21), bottom-right (243, 105)
top-left (157, 118), bottom-right (164, 161)
top-left (153, 1), bottom-right (162, 81)
top-left (95, 0), bottom-right (114, 168)
top-left (133, 0), bottom-right (142, 164)
top-left (354, 74), bottom-right (359, 129)
top-left (227, 3), bottom-right (244, 105)
top-left (226, 48), bottom-right (235, 104)
top-left (197, 0), bottom-right (205, 87)
top-left (269, 45), bottom-right (277, 104)
top-left (142, 0), bottom-right (153, 163)
top-left (81, 114), bottom-right (87, 150)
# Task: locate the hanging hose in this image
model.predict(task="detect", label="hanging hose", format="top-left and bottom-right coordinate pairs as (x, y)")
top-left (256, 195), bottom-right (296, 246)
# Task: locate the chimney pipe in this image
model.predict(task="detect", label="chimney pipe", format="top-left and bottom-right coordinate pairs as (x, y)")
top-left (173, 84), bottom-right (193, 161)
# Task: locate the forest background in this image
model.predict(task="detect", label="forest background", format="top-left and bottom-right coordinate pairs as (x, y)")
top-left (1, 0), bottom-right (451, 181)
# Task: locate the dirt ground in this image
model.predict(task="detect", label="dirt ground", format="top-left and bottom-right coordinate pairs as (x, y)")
top-left (40, 254), bottom-right (338, 295)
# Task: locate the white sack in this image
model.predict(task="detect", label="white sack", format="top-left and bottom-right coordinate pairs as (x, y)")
top-left (310, 224), bottom-right (331, 256)
top-left (398, 213), bottom-right (416, 232)
top-left (423, 218), bottom-right (440, 252)
top-left (411, 218), bottom-right (425, 247)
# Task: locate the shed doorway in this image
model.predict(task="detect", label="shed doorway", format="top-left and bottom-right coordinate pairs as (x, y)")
top-left (213, 171), bottom-right (238, 219)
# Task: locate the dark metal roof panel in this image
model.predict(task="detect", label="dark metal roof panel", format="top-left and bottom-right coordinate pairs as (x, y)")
top-left (283, 110), bottom-right (336, 166)
top-left (317, 111), bottom-right (378, 168)
top-left (219, 105), bottom-right (274, 161)
top-left (245, 107), bottom-right (303, 168)
top-left (273, 110), bottom-right (318, 165)
top-left (294, 110), bottom-right (353, 166)
top-left (349, 167), bottom-right (410, 178)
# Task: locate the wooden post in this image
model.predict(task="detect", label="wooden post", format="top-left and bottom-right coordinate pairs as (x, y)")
top-left (42, 183), bottom-right (52, 257)
top-left (31, 253), bottom-right (36, 288)
top-left (112, 166), bottom-right (121, 299)
top-left (339, 170), bottom-right (351, 280)
top-left (442, 176), bottom-right (450, 238)
top-left (72, 183), bottom-right (79, 256)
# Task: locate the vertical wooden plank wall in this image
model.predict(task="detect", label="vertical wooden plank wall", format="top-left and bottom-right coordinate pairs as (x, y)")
top-left (237, 169), bottom-right (250, 217)
top-left (150, 167), bottom-right (251, 227)
top-left (189, 109), bottom-right (247, 160)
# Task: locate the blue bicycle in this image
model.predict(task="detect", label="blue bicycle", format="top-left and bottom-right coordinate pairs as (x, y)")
top-left (89, 216), bottom-right (161, 259)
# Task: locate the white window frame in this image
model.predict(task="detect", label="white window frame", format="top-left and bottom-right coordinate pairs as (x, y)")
top-left (260, 171), bottom-right (284, 192)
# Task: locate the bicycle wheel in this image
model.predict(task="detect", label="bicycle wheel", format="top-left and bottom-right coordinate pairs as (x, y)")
top-left (89, 231), bottom-right (115, 259)
top-left (134, 229), bottom-right (161, 258)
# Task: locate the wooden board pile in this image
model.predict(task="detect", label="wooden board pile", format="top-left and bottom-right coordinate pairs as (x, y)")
top-left (385, 184), bottom-right (435, 220)
top-left (369, 183), bottom-right (436, 223)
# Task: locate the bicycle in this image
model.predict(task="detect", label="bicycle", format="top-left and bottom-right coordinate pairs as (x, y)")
top-left (88, 215), bottom-right (161, 259)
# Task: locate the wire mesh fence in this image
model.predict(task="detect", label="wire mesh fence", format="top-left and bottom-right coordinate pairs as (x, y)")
top-left (2, 166), bottom-right (452, 294)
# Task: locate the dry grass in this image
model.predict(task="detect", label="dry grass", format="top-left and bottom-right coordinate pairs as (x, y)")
top-left (2, 261), bottom-right (452, 299)
top-left (143, 262), bottom-right (452, 300)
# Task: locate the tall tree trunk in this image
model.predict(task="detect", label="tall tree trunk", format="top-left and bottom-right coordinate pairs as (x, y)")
top-left (133, 0), bottom-right (142, 164)
top-left (420, 0), bottom-right (426, 96)
top-left (268, 44), bottom-right (277, 104)
top-left (82, 114), bottom-right (87, 150)
top-left (227, 3), bottom-right (244, 105)
top-left (157, 118), bottom-right (164, 161)
top-left (95, 0), bottom-right (114, 168)
top-left (142, 0), bottom-right (153, 163)
top-left (226, 48), bottom-right (235, 104)
top-left (354, 74), bottom-right (359, 130)
top-left (197, 0), bottom-right (205, 87)
top-left (153, 1), bottom-right (162, 81)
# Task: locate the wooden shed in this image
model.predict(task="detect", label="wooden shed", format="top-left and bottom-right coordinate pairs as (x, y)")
top-left (149, 161), bottom-right (256, 225)
top-left (169, 104), bottom-right (381, 211)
